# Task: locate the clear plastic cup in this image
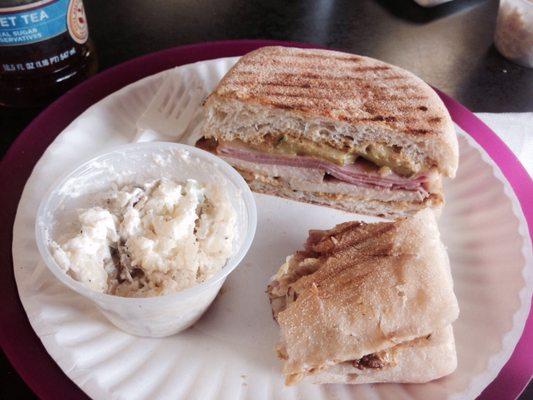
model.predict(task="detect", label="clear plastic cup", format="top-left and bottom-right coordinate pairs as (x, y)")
top-left (494, 0), bottom-right (533, 68)
top-left (35, 142), bottom-right (257, 337)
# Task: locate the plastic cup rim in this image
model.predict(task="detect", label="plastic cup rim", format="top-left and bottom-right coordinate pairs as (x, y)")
top-left (34, 141), bottom-right (258, 307)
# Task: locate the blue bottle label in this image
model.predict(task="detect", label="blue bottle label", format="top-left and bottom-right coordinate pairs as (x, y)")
top-left (0, 0), bottom-right (87, 46)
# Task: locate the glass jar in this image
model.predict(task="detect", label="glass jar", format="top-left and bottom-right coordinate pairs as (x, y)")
top-left (494, 0), bottom-right (533, 68)
top-left (0, 0), bottom-right (97, 107)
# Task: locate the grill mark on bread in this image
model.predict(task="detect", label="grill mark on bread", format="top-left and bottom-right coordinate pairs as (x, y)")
top-left (228, 76), bottom-right (422, 101)
top-left (248, 88), bottom-right (427, 109)
top-left (234, 71), bottom-right (324, 80)
top-left (308, 222), bottom-right (398, 255)
top-left (334, 114), bottom-right (427, 126)
top-left (250, 88), bottom-right (358, 103)
top-left (286, 71), bottom-right (321, 79)
top-left (397, 105), bottom-right (427, 112)
top-left (227, 83), bottom-right (418, 102)
top-left (355, 116), bottom-right (420, 124)
top-left (258, 53), bottom-right (366, 61)
top-left (232, 80), bottom-right (430, 106)
top-left (357, 83), bottom-right (418, 91)
top-left (359, 115), bottom-right (398, 122)
top-left (350, 65), bottom-right (391, 72)
top-left (381, 75), bottom-right (405, 80)
top-left (382, 95), bottom-right (428, 101)
top-left (294, 252), bottom-right (415, 309)
top-left (278, 53), bottom-right (364, 62)
top-left (266, 100), bottom-right (317, 111)
top-left (318, 268), bottom-right (372, 295)
top-left (306, 222), bottom-right (362, 251)
top-left (258, 90), bottom-right (332, 100)
top-left (211, 47), bottom-right (454, 139)
top-left (393, 85), bottom-right (419, 91)
top-left (240, 62), bottom-right (394, 75)
top-left (277, 216), bottom-right (423, 302)
top-left (299, 253), bottom-right (406, 303)
top-left (231, 81), bottom-right (416, 102)
top-left (241, 60), bottom-right (360, 71)
top-left (228, 78), bottom-right (364, 91)
top-left (230, 74), bottom-right (395, 87)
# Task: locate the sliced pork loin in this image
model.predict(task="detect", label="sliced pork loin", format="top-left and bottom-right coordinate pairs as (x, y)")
top-left (217, 141), bottom-right (440, 193)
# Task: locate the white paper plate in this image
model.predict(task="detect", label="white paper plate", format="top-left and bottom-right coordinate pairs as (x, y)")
top-left (12, 57), bottom-right (533, 400)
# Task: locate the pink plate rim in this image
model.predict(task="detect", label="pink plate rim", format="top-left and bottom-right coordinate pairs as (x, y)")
top-left (0, 39), bottom-right (531, 400)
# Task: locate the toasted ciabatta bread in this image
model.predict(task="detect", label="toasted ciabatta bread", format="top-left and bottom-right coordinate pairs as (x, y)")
top-left (309, 326), bottom-right (457, 384)
top-left (267, 209), bottom-right (459, 385)
top-left (199, 46), bottom-right (459, 218)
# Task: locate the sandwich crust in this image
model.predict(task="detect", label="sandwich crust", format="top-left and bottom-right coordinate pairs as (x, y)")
top-left (247, 175), bottom-right (442, 218)
top-left (203, 46), bottom-right (458, 177)
top-left (309, 326), bottom-right (457, 384)
top-left (267, 209), bottom-right (459, 384)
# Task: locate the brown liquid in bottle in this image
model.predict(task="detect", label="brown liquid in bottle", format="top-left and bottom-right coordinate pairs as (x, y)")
top-left (0, 0), bottom-right (97, 107)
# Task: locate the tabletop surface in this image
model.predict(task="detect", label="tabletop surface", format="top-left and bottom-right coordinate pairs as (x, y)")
top-left (1, 0), bottom-right (532, 398)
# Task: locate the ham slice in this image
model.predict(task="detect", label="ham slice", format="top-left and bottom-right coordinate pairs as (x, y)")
top-left (217, 143), bottom-right (427, 192)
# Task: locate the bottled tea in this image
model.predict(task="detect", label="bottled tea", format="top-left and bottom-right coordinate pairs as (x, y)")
top-left (0, 0), bottom-right (97, 107)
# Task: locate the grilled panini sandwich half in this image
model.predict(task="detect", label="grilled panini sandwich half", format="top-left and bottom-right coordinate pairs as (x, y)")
top-left (267, 209), bottom-right (459, 385)
top-left (198, 46), bottom-right (458, 218)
